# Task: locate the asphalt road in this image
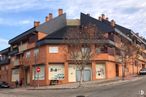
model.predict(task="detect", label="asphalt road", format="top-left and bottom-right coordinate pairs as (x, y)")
top-left (0, 76), bottom-right (146, 97)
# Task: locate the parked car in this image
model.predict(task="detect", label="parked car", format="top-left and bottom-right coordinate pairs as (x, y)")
top-left (139, 68), bottom-right (146, 75)
top-left (0, 81), bottom-right (10, 88)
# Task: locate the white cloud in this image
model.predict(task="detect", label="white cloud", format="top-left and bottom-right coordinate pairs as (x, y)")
top-left (0, 38), bottom-right (9, 50)
top-left (0, 0), bottom-right (58, 12)
top-left (62, 0), bottom-right (146, 37)
top-left (0, 17), bottom-right (32, 26)
top-left (0, 0), bottom-right (145, 38)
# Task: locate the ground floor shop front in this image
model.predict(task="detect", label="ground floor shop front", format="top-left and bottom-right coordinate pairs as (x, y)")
top-left (7, 61), bottom-right (146, 86)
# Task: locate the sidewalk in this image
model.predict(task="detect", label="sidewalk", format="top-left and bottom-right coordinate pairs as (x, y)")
top-left (26, 75), bottom-right (142, 90)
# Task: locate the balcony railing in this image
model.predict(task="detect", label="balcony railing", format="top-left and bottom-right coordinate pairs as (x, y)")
top-left (9, 49), bottom-right (18, 55)
top-left (0, 58), bottom-right (10, 65)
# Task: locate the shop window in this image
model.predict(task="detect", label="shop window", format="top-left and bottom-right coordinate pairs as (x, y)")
top-left (12, 68), bottom-right (19, 82)
top-left (32, 65), bottom-right (45, 80)
top-left (49, 64), bottom-right (64, 80)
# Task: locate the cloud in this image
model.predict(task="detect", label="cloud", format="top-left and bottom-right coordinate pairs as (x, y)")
top-left (0, 0), bottom-right (145, 38)
top-left (0, 0), bottom-right (58, 12)
top-left (0, 17), bottom-right (32, 26)
top-left (62, 0), bottom-right (146, 37)
top-left (0, 38), bottom-right (9, 50)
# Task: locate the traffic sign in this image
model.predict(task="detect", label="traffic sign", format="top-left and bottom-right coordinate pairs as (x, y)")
top-left (36, 67), bottom-right (40, 73)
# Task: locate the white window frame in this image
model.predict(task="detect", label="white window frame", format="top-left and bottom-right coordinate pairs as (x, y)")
top-left (49, 47), bottom-right (59, 53)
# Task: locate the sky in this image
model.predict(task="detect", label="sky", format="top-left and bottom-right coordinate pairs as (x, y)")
top-left (0, 0), bottom-right (146, 50)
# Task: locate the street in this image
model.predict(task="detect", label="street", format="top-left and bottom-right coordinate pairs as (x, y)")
top-left (0, 76), bottom-right (146, 97)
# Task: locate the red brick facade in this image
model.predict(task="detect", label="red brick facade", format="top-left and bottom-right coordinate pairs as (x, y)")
top-left (0, 10), bottom-right (146, 86)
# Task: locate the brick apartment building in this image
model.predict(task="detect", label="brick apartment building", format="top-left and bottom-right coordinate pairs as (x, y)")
top-left (0, 9), bottom-right (146, 86)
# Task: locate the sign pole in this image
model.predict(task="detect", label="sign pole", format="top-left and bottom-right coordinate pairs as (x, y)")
top-left (37, 72), bottom-right (39, 87)
top-left (36, 67), bottom-right (40, 87)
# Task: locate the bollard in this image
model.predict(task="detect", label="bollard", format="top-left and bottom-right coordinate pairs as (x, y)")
top-left (76, 95), bottom-right (85, 97)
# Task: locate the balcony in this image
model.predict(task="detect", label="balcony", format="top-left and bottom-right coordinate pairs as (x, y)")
top-left (19, 43), bottom-right (28, 52)
top-left (9, 49), bottom-right (18, 55)
top-left (0, 58), bottom-right (10, 65)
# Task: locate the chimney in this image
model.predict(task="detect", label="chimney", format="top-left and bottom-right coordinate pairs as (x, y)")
top-left (111, 19), bottom-right (115, 27)
top-left (101, 14), bottom-right (105, 20)
top-left (45, 16), bottom-right (49, 22)
top-left (49, 13), bottom-right (53, 20)
top-left (136, 33), bottom-right (139, 36)
top-left (58, 9), bottom-right (63, 16)
top-left (87, 13), bottom-right (90, 16)
top-left (45, 13), bottom-right (53, 22)
top-left (99, 16), bottom-right (102, 21)
top-left (106, 17), bottom-right (109, 21)
top-left (34, 21), bottom-right (40, 27)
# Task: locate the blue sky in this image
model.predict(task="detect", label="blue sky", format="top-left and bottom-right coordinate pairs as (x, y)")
top-left (0, 0), bottom-right (146, 50)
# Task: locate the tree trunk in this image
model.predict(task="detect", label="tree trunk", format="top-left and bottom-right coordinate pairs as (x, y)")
top-left (137, 65), bottom-right (138, 74)
top-left (122, 64), bottom-right (125, 80)
top-left (79, 69), bottom-right (83, 87)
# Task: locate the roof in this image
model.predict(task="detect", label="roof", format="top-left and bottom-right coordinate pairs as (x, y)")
top-left (9, 27), bottom-right (36, 44)
top-left (37, 13), bottom-right (134, 46)
top-left (36, 13), bottom-right (66, 35)
top-left (80, 13), bottom-right (132, 41)
top-left (9, 13), bottom-right (67, 45)
top-left (0, 47), bottom-right (10, 54)
top-left (80, 13), bottom-right (114, 32)
top-left (36, 26), bottom-right (77, 46)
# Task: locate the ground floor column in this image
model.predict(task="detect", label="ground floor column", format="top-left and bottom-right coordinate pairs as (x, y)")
top-left (64, 62), bottom-right (68, 83)
top-left (92, 61), bottom-right (96, 80)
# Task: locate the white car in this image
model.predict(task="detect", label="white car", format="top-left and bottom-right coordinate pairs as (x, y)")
top-left (139, 68), bottom-right (146, 75)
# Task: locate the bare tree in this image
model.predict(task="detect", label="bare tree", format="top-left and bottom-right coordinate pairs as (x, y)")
top-left (131, 43), bottom-right (142, 74)
top-left (120, 41), bottom-right (132, 80)
top-left (120, 39), bottom-right (142, 80)
top-left (64, 24), bottom-right (101, 86)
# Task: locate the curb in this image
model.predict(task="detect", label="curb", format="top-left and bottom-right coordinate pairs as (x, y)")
top-left (26, 76), bottom-right (143, 90)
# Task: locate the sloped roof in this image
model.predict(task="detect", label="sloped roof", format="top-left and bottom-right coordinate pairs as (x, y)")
top-left (81, 13), bottom-right (132, 34)
top-left (80, 13), bottom-right (114, 32)
top-left (36, 13), bottom-right (66, 34)
top-left (36, 26), bottom-right (77, 46)
top-left (9, 13), bottom-right (67, 44)
top-left (81, 13), bottom-right (132, 41)
top-left (0, 47), bottom-right (10, 54)
top-left (9, 27), bottom-right (36, 44)
top-left (37, 13), bottom-right (134, 46)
